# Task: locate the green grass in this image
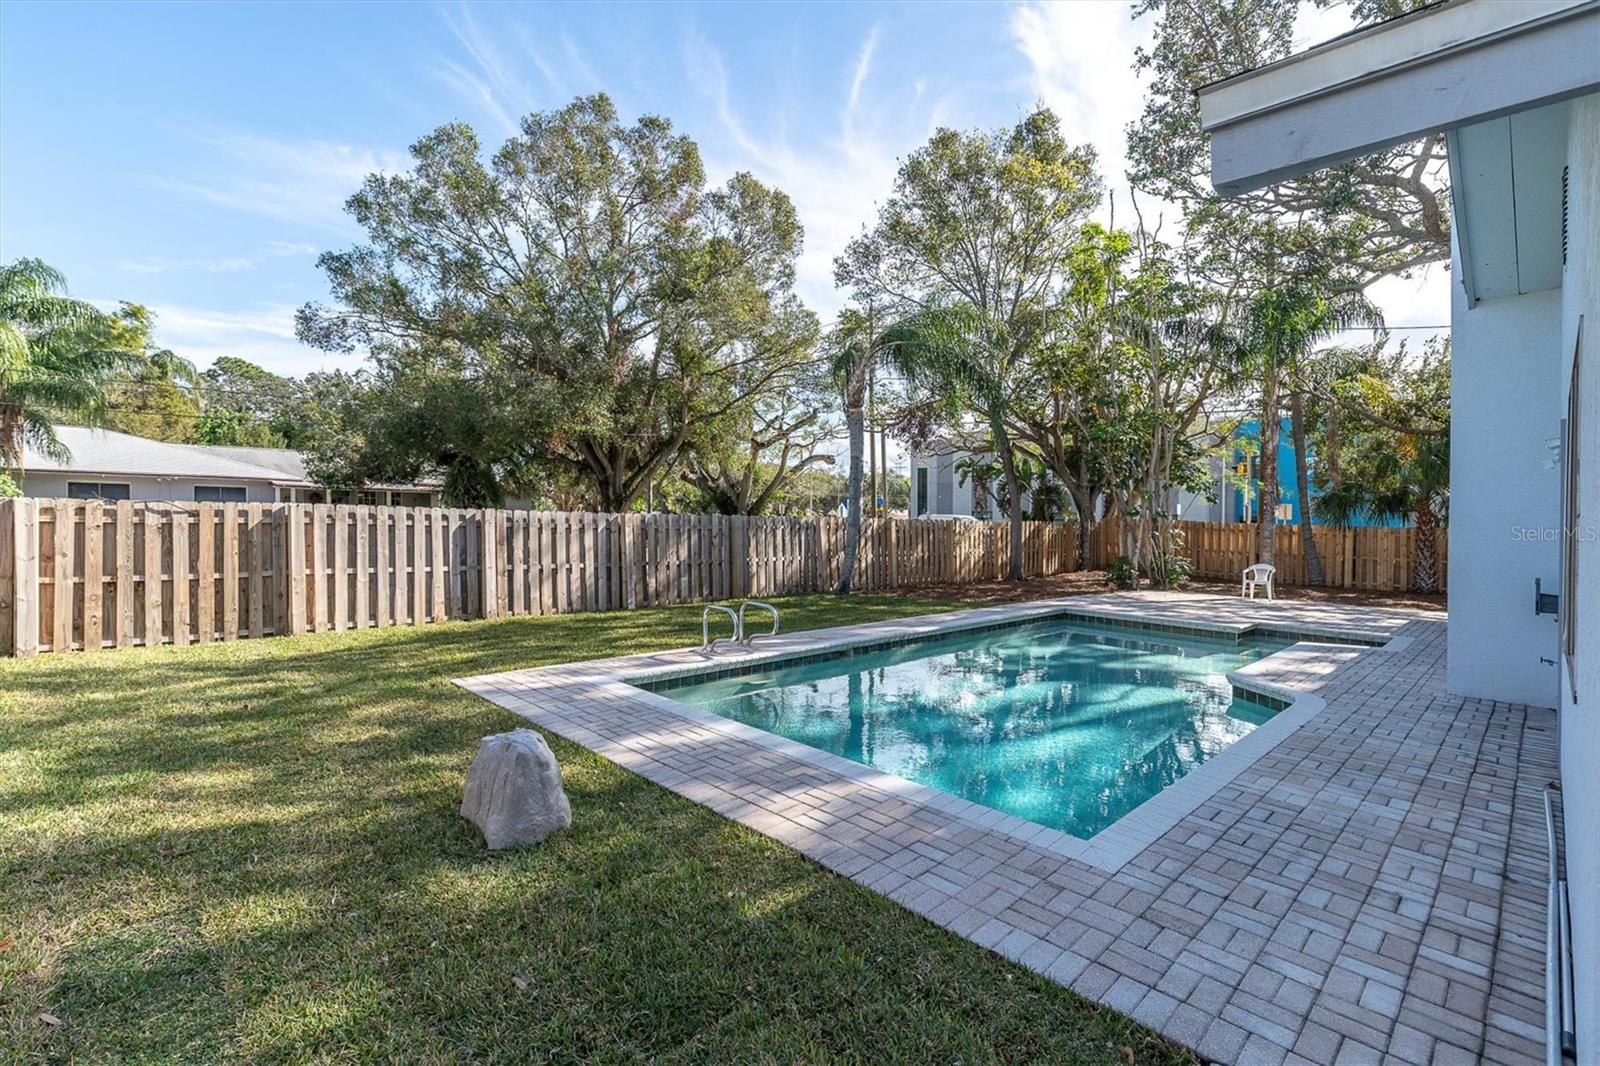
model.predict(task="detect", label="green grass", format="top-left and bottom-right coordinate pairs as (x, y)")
top-left (1, 594), bottom-right (1195, 1065)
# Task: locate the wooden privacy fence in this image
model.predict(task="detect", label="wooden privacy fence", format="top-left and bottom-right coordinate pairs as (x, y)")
top-left (0, 499), bottom-right (1080, 657)
top-left (0, 500), bottom-right (1444, 658)
top-left (1147, 519), bottom-right (1447, 593)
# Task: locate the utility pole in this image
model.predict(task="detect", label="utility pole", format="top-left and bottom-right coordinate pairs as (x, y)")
top-left (866, 375), bottom-right (876, 518)
top-left (883, 416), bottom-right (896, 515)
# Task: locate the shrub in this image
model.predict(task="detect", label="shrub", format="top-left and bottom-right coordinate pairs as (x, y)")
top-left (1106, 555), bottom-right (1137, 590)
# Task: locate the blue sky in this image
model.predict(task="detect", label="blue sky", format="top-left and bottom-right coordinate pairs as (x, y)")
top-left (2, 0), bottom-right (1446, 383)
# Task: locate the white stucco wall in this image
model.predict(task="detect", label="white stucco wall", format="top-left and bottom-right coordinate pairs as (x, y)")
top-left (1558, 90), bottom-right (1600, 1062)
top-left (910, 451), bottom-right (979, 518)
top-left (1446, 278), bottom-right (1564, 708)
top-left (18, 473), bottom-right (277, 503)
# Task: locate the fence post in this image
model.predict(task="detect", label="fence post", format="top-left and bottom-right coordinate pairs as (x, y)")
top-left (481, 508), bottom-right (499, 620)
top-left (887, 519), bottom-right (900, 588)
top-left (287, 504), bottom-right (307, 635)
top-left (621, 512), bottom-right (638, 609)
top-left (729, 514), bottom-right (745, 598)
top-left (1, 499), bottom-right (18, 657)
top-left (18, 498), bottom-right (38, 656)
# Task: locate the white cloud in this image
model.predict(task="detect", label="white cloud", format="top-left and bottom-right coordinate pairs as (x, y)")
top-left (845, 24), bottom-right (881, 122)
top-left (150, 135), bottom-right (408, 233)
top-left (142, 302), bottom-right (351, 377)
top-left (1011, 0), bottom-right (1449, 343)
top-left (1009, 0), bottom-right (1352, 196)
top-left (118, 256), bottom-right (256, 274)
top-left (682, 27), bottom-right (949, 319)
top-left (115, 240), bottom-right (318, 276)
top-left (1009, 1), bottom-right (1152, 197)
top-left (432, 3), bottom-right (602, 137)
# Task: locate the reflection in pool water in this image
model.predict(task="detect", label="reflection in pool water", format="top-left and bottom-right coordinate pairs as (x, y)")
top-left (655, 619), bottom-right (1288, 839)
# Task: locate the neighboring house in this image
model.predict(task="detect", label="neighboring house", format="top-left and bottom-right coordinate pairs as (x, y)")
top-left (997, 421), bottom-right (1402, 527)
top-left (907, 442), bottom-right (1034, 519)
top-left (16, 426), bottom-right (442, 506)
top-left (1199, 0), bottom-right (1598, 1057)
top-left (1169, 453), bottom-right (1241, 524)
top-left (1218, 419), bottom-right (1408, 527)
top-left (1168, 425), bottom-right (1272, 525)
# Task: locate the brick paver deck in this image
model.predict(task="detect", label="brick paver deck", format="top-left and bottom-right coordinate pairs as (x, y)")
top-left (457, 593), bottom-right (1553, 1065)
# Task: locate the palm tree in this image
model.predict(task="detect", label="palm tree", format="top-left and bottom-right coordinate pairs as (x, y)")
top-left (1236, 277), bottom-right (1380, 577)
top-left (1316, 342), bottom-right (1450, 592)
top-left (828, 309), bottom-right (877, 594)
top-left (878, 303), bottom-right (1030, 581)
top-left (0, 258), bottom-right (138, 474)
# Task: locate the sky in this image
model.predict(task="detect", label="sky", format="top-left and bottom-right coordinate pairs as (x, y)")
top-left (1, 0), bottom-right (1450, 461)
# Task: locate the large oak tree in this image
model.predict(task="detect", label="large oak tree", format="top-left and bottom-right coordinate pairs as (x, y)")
top-left (298, 94), bottom-right (818, 511)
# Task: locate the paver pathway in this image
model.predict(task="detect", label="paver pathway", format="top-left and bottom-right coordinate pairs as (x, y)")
top-left (458, 593), bottom-right (1553, 1065)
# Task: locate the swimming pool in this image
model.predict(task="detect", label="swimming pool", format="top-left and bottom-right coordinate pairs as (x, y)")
top-left (649, 617), bottom-right (1290, 839)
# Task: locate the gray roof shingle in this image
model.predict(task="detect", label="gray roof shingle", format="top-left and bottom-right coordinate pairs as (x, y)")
top-left (21, 427), bottom-right (438, 491)
top-left (22, 427), bottom-right (296, 482)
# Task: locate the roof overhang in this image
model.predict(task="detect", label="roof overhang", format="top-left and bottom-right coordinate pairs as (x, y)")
top-left (1447, 101), bottom-right (1569, 301)
top-left (1197, 0), bottom-right (1600, 195)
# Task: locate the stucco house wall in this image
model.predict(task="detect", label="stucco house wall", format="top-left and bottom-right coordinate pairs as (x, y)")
top-left (1558, 89), bottom-right (1600, 1060)
top-left (1445, 281), bottom-right (1565, 708)
top-left (909, 450), bottom-right (980, 518)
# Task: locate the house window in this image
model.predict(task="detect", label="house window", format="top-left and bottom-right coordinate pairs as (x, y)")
top-left (193, 485), bottom-right (248, 503)
top-left (356, 490), bottom-right (382, 506)
top-left (915, 468), bottom-right (928, 516)
top-left (66, 481), bottom-right (131, 501)
top-left (1563, 317), bottom-right (1582, 702)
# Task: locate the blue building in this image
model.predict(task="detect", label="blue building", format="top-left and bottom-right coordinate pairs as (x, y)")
top-left (1226, 419), bottom-right (1406, 528)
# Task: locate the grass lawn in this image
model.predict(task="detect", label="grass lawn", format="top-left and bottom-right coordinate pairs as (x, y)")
top-left (1, 593), bottom-right (1195, 1065)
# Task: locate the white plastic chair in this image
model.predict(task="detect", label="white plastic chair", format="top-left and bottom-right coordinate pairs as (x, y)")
top-left (1242, 563), bottom-right (1276, 600)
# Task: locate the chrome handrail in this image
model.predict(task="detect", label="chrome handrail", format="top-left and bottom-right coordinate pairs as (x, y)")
top-left (737, 600), bottom-right (779, 646)
top-left (701, 604), bottom-right (739, 651)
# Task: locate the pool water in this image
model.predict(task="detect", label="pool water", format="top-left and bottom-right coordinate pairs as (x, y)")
top-left (652, 618), bottom-right (1289, 839)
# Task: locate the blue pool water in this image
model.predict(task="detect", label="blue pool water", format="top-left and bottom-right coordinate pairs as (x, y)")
top-left (653, 618), bottom-right (1289, 839)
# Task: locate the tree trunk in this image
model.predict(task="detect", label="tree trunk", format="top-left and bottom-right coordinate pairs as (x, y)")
top-left (1326, 402), bottom-right (1342, 492)
top-left (992, 415), bottom-right (1025, 582)
top-left (1291, 390), bottom-right (1324, 585)
top-left (1411, 499), bottom-right (1440, 593)
top-left (1258, 381), bottom-right (1281, 567)
top-left (1069, 483), bottom-right (1095, 571)
top-left (835, 388), bottom-right (865, 594)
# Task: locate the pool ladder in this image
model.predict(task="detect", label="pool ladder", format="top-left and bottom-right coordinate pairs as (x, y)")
top-left (700, 600), bottom-right (780, 652)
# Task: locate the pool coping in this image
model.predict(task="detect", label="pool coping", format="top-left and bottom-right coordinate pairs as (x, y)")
top-left (455, 595), bottom-right (1416, 874)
